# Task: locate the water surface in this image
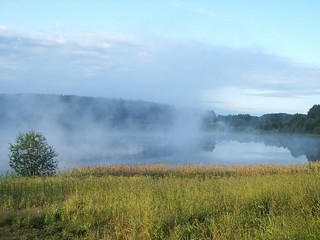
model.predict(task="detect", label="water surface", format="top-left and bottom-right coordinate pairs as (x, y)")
top-left (1, 132), bottom-right (320, 174)
top-left (56, 132), bottom-right (320, 169)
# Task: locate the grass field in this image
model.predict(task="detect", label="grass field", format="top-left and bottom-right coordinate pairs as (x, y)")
top-left (1, 163), bottom-right (320, 239)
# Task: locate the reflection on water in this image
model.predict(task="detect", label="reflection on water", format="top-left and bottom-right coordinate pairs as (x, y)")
top-left (1, 132), bottom-right (320, 172)
top-left (57, 132), bottom-right (320, 168)
top-left (233, 133), bottom-right (320, 161)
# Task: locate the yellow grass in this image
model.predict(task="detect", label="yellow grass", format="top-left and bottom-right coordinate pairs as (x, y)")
top-left (1, 163), bottom-right (320, 239)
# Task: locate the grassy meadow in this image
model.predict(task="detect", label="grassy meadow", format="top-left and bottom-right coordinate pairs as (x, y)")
top-left (1, 163), bottom-right (320, 239)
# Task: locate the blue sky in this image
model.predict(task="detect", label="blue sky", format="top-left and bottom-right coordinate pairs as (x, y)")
top-left (0, 0), bottom-right (320, 115)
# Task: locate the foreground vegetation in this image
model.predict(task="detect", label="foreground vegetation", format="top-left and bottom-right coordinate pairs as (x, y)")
top-left (1, 163), bottom-right (320, 239)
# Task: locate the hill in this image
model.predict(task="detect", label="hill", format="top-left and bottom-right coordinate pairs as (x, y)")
top-left (214, 105), bottom-right (320, 134)
top-left (0, 94), bottom-right (177, 133)
top-left (1, 93), bottom-right (318, 135)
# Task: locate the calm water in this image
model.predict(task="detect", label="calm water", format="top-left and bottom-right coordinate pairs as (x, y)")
top-left (1, 132), bottom-right (320, 173)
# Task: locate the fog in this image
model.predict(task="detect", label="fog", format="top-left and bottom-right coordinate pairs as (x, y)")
top-left (1, 94), bottom-right (319, 174)
top-left (0, 94), bottom-right (205, 173)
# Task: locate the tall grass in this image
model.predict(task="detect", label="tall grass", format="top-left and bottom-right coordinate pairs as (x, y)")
top-left (1, 163), bottom-right (320, 239)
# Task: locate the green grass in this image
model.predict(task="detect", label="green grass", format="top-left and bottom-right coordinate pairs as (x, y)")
top-left (1, 163), bottom-right (320, 239)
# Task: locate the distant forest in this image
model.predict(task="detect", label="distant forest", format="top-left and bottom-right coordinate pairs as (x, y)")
top-left (0, 94), bottom-right (176, 132)
top-left (0, 94), bottom-right (319, 135)
top-left (210, 105), bottom-right (320, 134)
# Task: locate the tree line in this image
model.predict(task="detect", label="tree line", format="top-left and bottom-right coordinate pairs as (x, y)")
top-left (212, 105), bottom-right (320, 134)
top-left (0, 94), bottom-right (175, 132)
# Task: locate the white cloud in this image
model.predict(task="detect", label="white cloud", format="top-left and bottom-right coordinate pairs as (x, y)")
top-left (1, 28), bottom-right (319, 114)
top-left (52, 21), bottom-right (65, 28)
top-left (197, 7), bottom-right (219, 18)
top-left (201, 87), bottom-right (318, 115)
top-left (0, 25), bottom-right (8, 31)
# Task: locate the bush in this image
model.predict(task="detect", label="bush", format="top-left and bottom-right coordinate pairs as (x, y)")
top-left (9, 130), bottom-right (58, 177)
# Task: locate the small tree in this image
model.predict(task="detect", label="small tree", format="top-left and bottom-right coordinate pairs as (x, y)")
top-left (9, 130), bottom-right (58, 177)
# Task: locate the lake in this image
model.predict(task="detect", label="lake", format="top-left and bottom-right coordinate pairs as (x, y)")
top-left (1, 132), bottom-right (320, 174)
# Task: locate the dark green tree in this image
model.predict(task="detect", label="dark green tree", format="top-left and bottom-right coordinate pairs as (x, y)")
top-left (307, 104), bottom-right (320, 118)
top-left (9, 130), bottom-right (58, 177)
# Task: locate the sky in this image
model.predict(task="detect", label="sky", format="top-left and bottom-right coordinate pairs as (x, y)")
top-left (0, 0), bottom-right (320, 115)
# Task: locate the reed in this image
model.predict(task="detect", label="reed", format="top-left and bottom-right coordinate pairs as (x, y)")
top-left (1, 163), bottom-right (320, 239)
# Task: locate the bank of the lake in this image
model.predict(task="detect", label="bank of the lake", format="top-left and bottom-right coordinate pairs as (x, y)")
top-left (1, 163), bottom-right (320, 239)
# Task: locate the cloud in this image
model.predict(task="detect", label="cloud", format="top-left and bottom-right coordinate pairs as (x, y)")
top-left (202, 87), bottom-right (318, 115)
top-left (0, 28), bottom-right (319, 114)
top-left (197, 7), bottom-right (219, 18)
top-left (0, 25), bottom-right (8, 31)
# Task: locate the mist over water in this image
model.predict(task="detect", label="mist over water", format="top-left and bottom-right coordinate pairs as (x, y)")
top-left (0, 94), bottom-right (201, 172)
top-left (0, 94), bottom-right (319, 174)
top-left (1, 129), bottom-right (319, 174)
